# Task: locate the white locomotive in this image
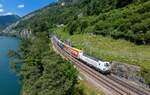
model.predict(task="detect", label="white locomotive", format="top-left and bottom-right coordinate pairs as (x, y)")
top-left (79, 52), bottom-right (111, 73)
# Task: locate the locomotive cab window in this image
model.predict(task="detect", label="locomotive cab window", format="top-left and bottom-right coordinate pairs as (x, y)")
top-left (105, 63), bottom-right (110, 67)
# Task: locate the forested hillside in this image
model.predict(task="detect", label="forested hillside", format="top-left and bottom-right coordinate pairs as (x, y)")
top-left (8, 0), bottom-right (150, 94)
top-left (13, 0), bottom-right (150, 44)
top-left (67, 0), bottom-right (150, 45)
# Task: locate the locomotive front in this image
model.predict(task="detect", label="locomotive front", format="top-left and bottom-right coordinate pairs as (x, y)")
top-left (99, 61), bottom-right (111, 74)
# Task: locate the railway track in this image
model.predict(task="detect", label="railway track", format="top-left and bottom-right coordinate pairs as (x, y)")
top-left (51, 37), bottom-right (150, 95)
top-left (107, 75), bottom-right (149, 95)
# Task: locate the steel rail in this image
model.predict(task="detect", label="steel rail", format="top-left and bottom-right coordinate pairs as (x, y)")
top-left (107, 75), bottom-right (150, 95)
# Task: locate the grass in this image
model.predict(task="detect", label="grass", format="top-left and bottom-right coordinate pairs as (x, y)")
top-left (55, 28), bottom-right (150, 70)
top-left (77, 73), bottom-right (105, 95)
top-left (78, 79), bottom-right (105, 95)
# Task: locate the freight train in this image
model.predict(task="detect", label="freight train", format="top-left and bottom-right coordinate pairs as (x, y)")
top-left (52, 36), bottom-right (111, 74)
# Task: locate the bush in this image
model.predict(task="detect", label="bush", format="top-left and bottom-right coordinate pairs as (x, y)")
top-left (141, 67), bottom-right (150, 86)
top-left (84, 26), bottom-right (95, 33)
top-left (136, 1), bottom-right (150, 13)
top-left (132, 23), bottom-right (147, 33)
top-left (67, 21), bottom-right (79, 35)
top-left (115, 0), bottom-right (133, 8)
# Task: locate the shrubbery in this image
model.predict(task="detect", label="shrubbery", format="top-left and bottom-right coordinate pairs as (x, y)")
top-left (66, 0), bottom-right (150, 44)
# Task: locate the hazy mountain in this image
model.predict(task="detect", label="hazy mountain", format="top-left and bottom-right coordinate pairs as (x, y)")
top-left (0, 15), bottom-right (20, 31)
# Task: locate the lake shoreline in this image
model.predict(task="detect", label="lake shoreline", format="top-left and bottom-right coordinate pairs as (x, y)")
top-left (0, 36), bottom-right (21, 95)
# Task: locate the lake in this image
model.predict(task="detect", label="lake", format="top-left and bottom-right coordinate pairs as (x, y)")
top-left (0, 36), bottom-right (21, 95)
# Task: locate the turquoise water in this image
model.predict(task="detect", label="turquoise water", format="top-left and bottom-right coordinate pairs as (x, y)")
top-left (0, 36), bottom-right (21, 95)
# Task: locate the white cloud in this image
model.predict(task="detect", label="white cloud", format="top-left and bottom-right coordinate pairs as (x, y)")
top-left (17, 4), bottom-right (24, 8)
top-left (4, 12), bottom-right (13, 15)
top-left (0, 9), bottom-right (4, 12)
top-left (0, 12), bottom-right (13, 16)
top-left (0, 4), bottom-right (3, 8)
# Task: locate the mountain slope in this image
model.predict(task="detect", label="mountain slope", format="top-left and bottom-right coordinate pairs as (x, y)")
top-left (0, 15), bottom-right (20, 31)
top-left (9, 0), bottom-right (150, 44)
top-left (7, 0), bottom-right (150, 86)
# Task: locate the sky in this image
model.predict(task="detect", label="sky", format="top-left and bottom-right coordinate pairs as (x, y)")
top-left (0, 0), bottom-right (57, 17)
